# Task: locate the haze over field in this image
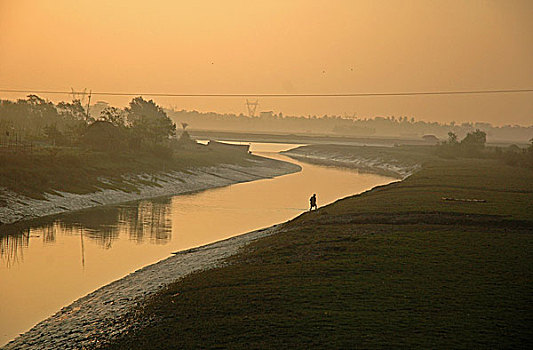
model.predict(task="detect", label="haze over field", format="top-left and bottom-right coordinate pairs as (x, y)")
top-left (1, 0), bottom-right (532, 125)
top-left (1, 2), bottom-right (533, 348)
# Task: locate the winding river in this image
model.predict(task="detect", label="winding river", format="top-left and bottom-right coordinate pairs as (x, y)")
top-left (0, 142), bottom-right (394, 346)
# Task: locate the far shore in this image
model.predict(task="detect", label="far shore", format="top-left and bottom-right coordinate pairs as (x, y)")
top-left (0, 155), bottom-right (301, 228)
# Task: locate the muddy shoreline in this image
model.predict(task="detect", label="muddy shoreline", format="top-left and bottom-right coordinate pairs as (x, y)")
top-left (2, 225), bottom-right (282, 349)
top-left (282, 151), bottom-right (419, 179)
top-left (0, 156), bottom-right (301, 228)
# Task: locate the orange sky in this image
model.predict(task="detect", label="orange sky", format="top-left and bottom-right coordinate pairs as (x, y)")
top-left (1, 0), bottom-right (532, 125)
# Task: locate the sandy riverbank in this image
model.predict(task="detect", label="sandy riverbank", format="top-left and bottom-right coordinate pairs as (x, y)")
top-left (0, 156), bottom-right (301, 226)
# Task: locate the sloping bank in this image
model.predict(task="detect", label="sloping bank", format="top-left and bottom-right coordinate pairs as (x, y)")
top-left (0, 156), bottom-right (301, 226)
top-left (282, 144), bottom-right (426, 178)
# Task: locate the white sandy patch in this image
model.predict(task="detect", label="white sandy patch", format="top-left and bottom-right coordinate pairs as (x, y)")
top-left (283, 150), bottom-right (419, 179)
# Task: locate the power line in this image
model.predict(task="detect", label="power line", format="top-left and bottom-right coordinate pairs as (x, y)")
top-left (0, 88), bottom-right (532, 98)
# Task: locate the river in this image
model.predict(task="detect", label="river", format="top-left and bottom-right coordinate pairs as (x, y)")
top-left (0, 142), bottom-right (394, 346)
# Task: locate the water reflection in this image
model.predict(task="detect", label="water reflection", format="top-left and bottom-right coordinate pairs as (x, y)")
top-left (42, 224), bottom-right (57, 244)
top-left (118, 198), bottom-right (173, 244)
top-left (0, 232), bottom-right (29, 268)
top-left (0, 197), bottom-right (173, 268)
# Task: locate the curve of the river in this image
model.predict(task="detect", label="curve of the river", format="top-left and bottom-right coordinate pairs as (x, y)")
top-left (0, 142), bottom-right (395, 346)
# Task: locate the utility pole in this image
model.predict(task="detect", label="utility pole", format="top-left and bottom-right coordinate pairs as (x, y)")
top-left (86, 90), bottom-right (92, 120)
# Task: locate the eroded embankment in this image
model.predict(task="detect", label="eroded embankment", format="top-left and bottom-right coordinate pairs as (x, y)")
top-left (0, 156), bottom-right (301, 226)
top-left (282, 145), bottom-right (421, 179)
top-left (1, 225), bottom-right (281, 350)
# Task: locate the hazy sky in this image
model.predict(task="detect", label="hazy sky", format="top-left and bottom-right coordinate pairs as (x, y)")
top-left (1, 0), bottom-right (532, 125)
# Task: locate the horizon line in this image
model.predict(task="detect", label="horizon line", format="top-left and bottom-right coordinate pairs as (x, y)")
top-left (1, 88), bottom-right (533, 98)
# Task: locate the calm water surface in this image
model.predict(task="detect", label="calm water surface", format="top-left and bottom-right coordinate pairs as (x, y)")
top-left (0, 142), bottom-right (394, 345)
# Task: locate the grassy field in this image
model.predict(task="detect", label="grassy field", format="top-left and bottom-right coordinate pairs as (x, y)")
top-left (0, 146), bottom-right (254, 200)
top-left (103, 146), bottom-right (533, 349)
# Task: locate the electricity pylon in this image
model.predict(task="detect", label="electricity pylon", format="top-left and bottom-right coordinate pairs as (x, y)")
top-left (246, 99), bottom-right (259, 117)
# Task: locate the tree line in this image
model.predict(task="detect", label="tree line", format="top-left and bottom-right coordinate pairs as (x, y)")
top-left (436, 129), bottom-right (533, 168)
top-left (0, 95), bottom-right (176, 153)
top-left (166, 109), bottom-right (533, 143)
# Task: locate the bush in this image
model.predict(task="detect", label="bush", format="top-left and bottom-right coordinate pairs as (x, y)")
top-left (499, 142), bottom-right (533, 168)
top-left (149, 144), bottom-right (174, 160)
top-left (436, 129), bottom-right (487, 158)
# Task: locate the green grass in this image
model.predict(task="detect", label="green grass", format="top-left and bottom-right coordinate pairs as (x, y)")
top-left (327, 158), bottom-right (533, 221)
top-left (0, 146), bottom-right (254, 199)
top-left (103, 146), bottom-right (533, 349)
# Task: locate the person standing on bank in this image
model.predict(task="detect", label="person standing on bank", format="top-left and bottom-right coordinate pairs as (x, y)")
top-left (309, 193), bottom-right (317, 211)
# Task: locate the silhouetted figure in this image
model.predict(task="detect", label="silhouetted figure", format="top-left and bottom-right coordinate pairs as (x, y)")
top-left (309, 193), bottom-right (317, 211)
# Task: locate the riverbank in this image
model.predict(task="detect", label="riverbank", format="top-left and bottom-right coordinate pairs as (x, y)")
top-left (0, 154), bottom-right (301, 226)
top-left (97, 150), bottom-right (532, 348)
top-left (282, 144), bottom-right (432, 178)
top-left (1, 225), bottom-right (282, 350)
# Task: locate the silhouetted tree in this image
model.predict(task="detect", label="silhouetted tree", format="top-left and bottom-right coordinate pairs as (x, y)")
top-left (82, 120), bottom-right (125, 151)
top-left (126, 97), bottom-right (176, 146)
top-left (461, 129), bottom-right (486, 147)
top-left (43, 123), bottom-right (66, 145)
top-left (99, 106), bottom-right (126, 127)
top-left (460, 129), bottom-right (486, 156)
top-left (500, 139), bottom-right (533, 168)
top-left (25, 95), bottom-right (60, 136)
top-left (447, 131), bottom-right (458, 145)
top-left (57, 100), bottom-right (87, 121)
top-left (437, 129), bottom-right (488, 158)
